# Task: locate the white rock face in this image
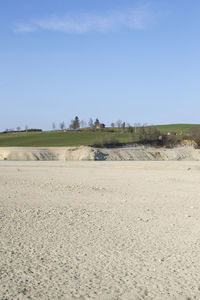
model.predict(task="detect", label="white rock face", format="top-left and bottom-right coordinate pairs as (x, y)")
top-left (0, 145), bottom-right (200, 161)
top-left (0, 147), bottom-right (96, 161)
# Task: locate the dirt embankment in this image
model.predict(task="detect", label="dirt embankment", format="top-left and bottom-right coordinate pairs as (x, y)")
top-left (1, 144), bottom-right (200, 161)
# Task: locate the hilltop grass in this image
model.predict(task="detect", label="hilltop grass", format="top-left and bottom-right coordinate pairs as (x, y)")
top-left (154, 124), bottom-right (200, 134)
top-left (0, 124), bottom-right (200, 147)
top-left (0, 130), bottom-right (130, 147)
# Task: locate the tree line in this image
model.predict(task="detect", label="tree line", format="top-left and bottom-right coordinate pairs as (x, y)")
top-left (3, 115), bottom-right (148, 133)
top-left (52, 116), bottom-right (146, 131)
top-left (52, 116), bottom-right (105, 130)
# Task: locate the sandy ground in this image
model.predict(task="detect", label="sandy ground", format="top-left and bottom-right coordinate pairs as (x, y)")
top-left (1, 161), bottom-right (200, 299)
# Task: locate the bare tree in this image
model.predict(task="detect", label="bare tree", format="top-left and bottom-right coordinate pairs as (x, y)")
top-left (60, 122), bottom-right (65, 130)
top-left (116, 120), bottom-right (122, 128)
top-left (25, 125), bottom-right (28, 132)
top-left (190, 127), bottom-right (200, 146)
top-left (80, 120), bottom-right (86, 128)
top-left (134, 123), bottom-right (141, 134)
top-left (16, 126), bottom-right (21, 131)
top-left (111, 123), bottom-right (115, 128)
top-left (122, 122), bottom-right (126, 132)
top-left (88, 118), bottom-right (94, 128)
top-left (52, 122), bottom-right (56, 130)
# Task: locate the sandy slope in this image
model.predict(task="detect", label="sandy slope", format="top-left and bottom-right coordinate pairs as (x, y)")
top-left (1, 146), bottom-right (200, 161)
top-left (1, 161), bottom-right (200, 299)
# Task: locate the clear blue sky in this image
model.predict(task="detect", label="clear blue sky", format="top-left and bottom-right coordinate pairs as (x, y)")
top-left (1, 0), bottom-right (200, 131)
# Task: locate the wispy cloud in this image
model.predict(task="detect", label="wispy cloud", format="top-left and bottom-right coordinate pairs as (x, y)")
top-left (14, 5), bottom-right (155, 34)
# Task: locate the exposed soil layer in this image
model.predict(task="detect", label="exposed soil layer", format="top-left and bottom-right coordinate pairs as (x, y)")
top-left (1, 145), bottom-right (200, 161)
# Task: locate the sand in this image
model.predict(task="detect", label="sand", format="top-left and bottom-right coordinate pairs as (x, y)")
top-left (1, 161), bottom-right (200, 299)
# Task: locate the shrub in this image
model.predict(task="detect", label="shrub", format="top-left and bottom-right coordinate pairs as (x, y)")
top-left (190, 128), bottom-right (200, 146)
top-left (90, 135), bottom-right (121, 148)
top-left (161, 135), bottom-right (177, 148)
top-left (134, 126), bottom-right (161, 144)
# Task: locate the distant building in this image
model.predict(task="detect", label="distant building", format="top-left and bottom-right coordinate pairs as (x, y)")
top-left (96, 123), bottom-right (105, 129)
top-left (167, 131), bottom-right (177, 136)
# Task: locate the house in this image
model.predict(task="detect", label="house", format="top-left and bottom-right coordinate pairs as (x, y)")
top-left (96, 123), bottom-right (105, 129)
top-left (167, 131), bottom-right (177, 136)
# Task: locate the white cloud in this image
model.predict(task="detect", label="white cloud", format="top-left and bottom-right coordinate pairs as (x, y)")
top-left (14, 24), bottom-right (36, 33)
top-left (14, 5), bottom-right (154, 34)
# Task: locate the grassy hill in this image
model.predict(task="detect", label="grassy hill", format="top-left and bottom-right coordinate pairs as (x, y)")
top-left (0, 124), bottom-right (200, 147)
top-left (155, 124), bottom-right (200, 134)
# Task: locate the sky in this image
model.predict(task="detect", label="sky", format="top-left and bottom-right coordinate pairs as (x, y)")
top-left (1, 0), bottom-right (200, 131)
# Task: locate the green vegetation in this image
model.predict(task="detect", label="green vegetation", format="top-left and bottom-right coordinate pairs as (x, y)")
top-left (90, 135), bottom-right (121, 148)
top-left (1, 124), bottom-right (200, 147)
top-left (0, 130), bottom-right (130, 147)
top-left (155, 124), bottom-right (200, 134)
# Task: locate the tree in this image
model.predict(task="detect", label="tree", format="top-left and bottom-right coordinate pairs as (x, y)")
top-left (134, 123), bottom-right (141, 134)
top-left (127, 125), bottom-right (134, 134)
top-left (60, 122), bottom-right (65, 130)
top-left (74, 116), bottom-right (80, 129)
top-left (122, 122), bottom-right (126, 131)
top-left (94, 118), bottom-right (100, 128)
top-left (136, 126), bottom-right (161, 143)
top-left (69, 121), bottom-right (74, 130)
top-left (25, 125), bottom-right (28, 132)
top-left (16, 126), bottom-right (21, 131)
top-left (88, 118), bottom-right (94, 128)
top-left (111, 123), bottom-right (115, 128)
top-left (80, 120), bottom-right (86, 128)
top-left (70, 116), bottom-right (80, 130)
top-left (116, 120), bottom-right (122, 128)
top-left (190, 127), bottom-right (200, 146)
top-left (52, 122), bottom-right (56, 130)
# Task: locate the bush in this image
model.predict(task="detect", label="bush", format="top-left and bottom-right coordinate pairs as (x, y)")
top-left (190, 128), bottom-right (200, 146)
top-left (2, 128), bottom-right (42, 134)
top-left (161, 135), bottom-right (177, 148)
top-left (90, 135), bottom-right (121, 148)
top-left (134, 126), bottom-right (161, 144)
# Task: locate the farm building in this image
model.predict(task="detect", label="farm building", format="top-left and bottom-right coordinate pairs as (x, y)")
top-left (96, 123), bottom-right (105, 129)
top-left (167, 131), bottom-right (177, 136)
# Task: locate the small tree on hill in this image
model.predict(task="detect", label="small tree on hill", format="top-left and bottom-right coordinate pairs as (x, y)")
top-left (122, 122), bottom-right (126, 132)
top-left (74, 116), bottom-right (80, 129)
top-left (88, 118), bottom-right (94, 128)
top-left (52, 122), bottom-right (56, 130)
top-left (116, 120), bottom-right (122, 128)
top-left (128, 125), bottom-right (134, 134)
top-left (70, 116), bottom-right (80, 130)
top-left (60, 122), bottom-right (65, 130)
top-left (94, 118), bottom-right (100, 128)
top-left (80, 120), bottom-right (86, 128)
top-left (190, 127), bottom-right (200, 146)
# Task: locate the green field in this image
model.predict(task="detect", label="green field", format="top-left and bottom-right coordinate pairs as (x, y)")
top-left (0, 130), bottom-right (130, 147)
top-left (155, 124), bottom-right (200, 134)
top-left (0, 124), bottom-right (199, 147)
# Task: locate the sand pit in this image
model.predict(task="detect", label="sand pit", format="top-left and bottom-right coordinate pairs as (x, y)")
top-left (1, 145), bottom-right (200, 161)
top-left (1, 161), bottom-right (200, 299)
